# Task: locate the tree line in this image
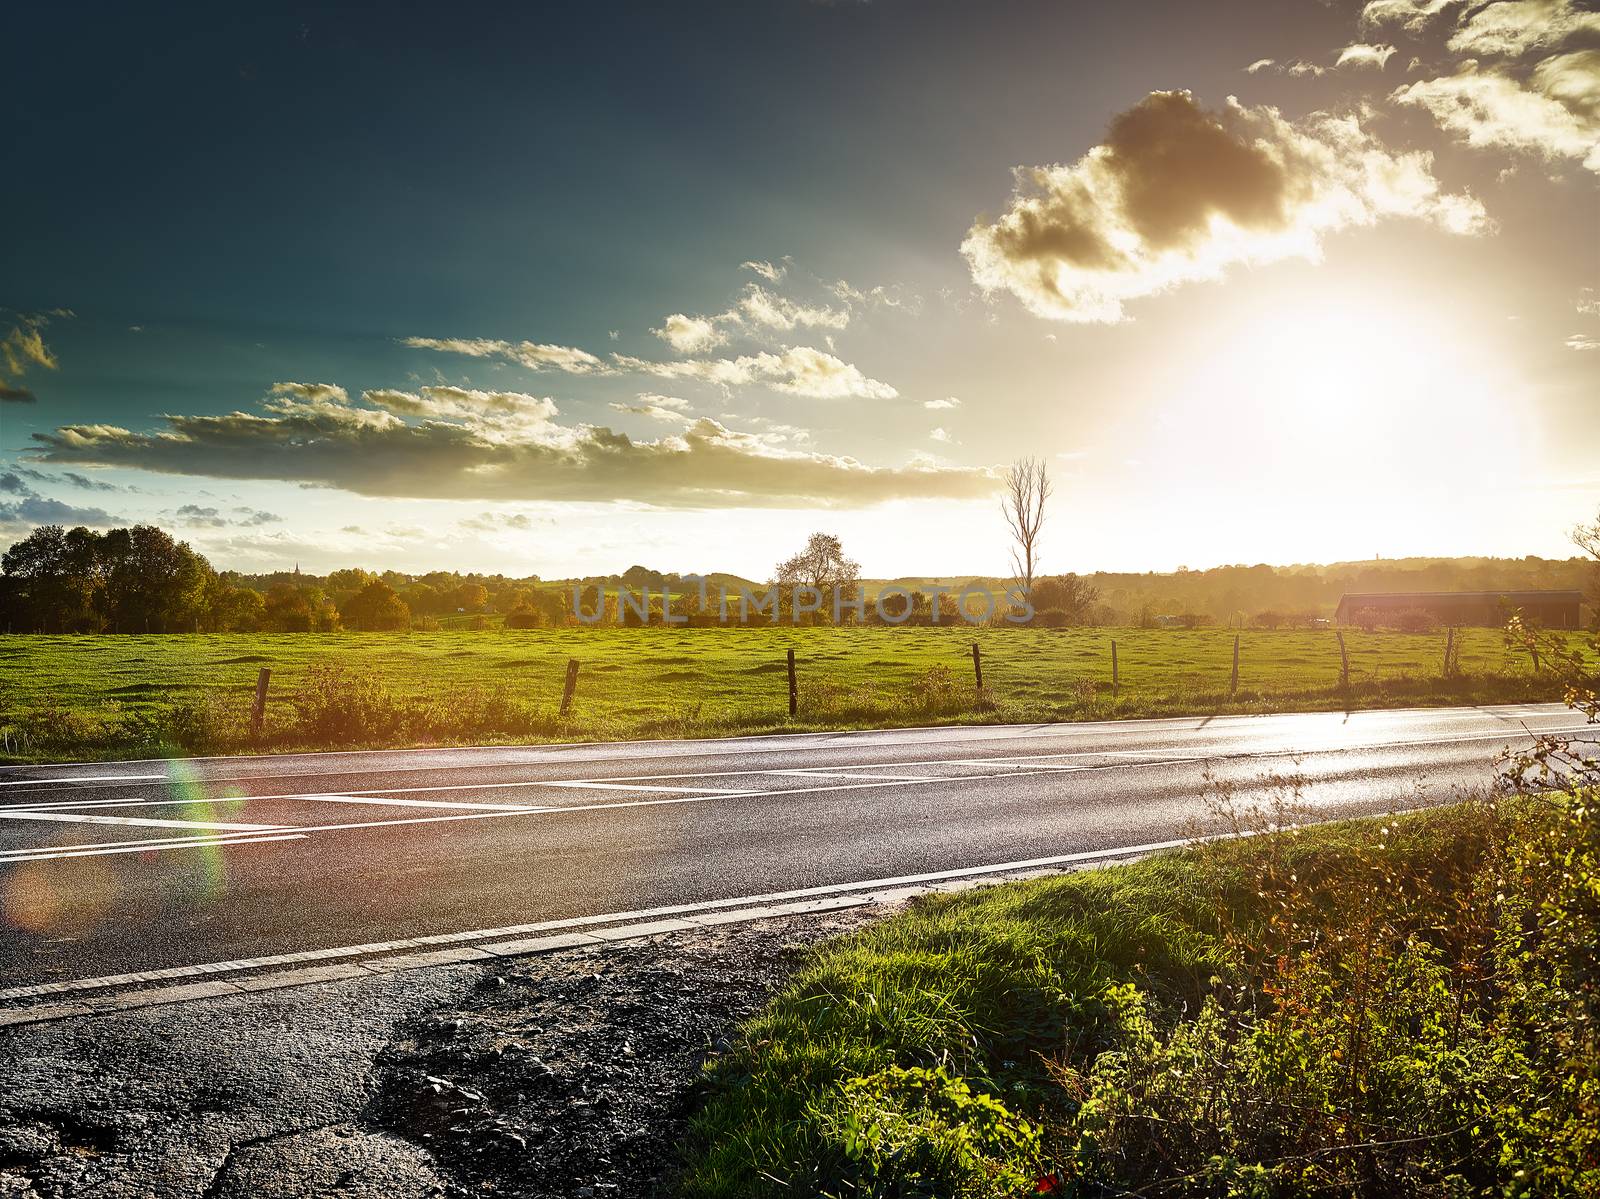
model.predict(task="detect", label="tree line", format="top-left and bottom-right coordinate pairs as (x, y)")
top-left (0, 525), bottom-right (572, 633)
top-left (1, 520), bottom-right (1592, 634)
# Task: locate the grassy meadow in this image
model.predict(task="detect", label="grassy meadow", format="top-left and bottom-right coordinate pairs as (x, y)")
top-left (0, 624), bottom-right (1559, 762)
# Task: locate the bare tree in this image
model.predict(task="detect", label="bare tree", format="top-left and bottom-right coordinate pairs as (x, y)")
top-left (1574, 507), bottom-right (1600, 563)
top-left (1001, 456), bottom-right (1052, 601)
top-left (1575, 506), bottom-right (1600, 631)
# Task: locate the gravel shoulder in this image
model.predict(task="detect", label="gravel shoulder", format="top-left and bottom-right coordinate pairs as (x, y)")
top-left (0, 908), bottom-right (884, 1199)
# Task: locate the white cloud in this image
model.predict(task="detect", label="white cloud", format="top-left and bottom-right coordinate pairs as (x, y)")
top-left (1, 310), bottom-right (69, 401)
top-left (30, 384), bottom-right (983, 508)
top-left (929, 427), bottom-right (954, 443)
top-left (653, 313), bottom-right (728, 354)
top-left (1448, 0), bottom-right (1600, 58)
top-left (360, 386), bottom-right (565, 442)
top-left (1246, 58), bottom-right (1277, 74)
top-left (1359, 0), bottom-right (1462, 34)
top-left (407, 333), bottom-right (897, 400)
top-left (740, 259), bottom-right (788, 283)
top-left (1566, 333), bottom-right (1600, 350)
top-left (961, 90), bottom-right (1490, 323)
top-left (735, 285), bottom-right (850, 332)
top-left (614, 345), bottom-right (898, 400)
top-left (1391, 53), bottom-right (1600, 173)
top-left (1336, 43), bottom-right (1399, 70)
top-left (923, 397), bottom-right (962, 410)
top-left (609, 400), bottom-right (696, 424)
top-left (401, 336), bottom-right (610, 374)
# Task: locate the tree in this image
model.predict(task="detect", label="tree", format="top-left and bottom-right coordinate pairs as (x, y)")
top-left (203, 576), bottom-right (265, 632)
top-left (1031, 573), bottom-right (1100, 625)
top-left (451, 582), bottom-right (489, 612)
top-left (1575, 507), bottom-right (1600, 631)
top-left (339, 581), bottom-right (412, 631)
top-left (98, 526), bottom-right (212, 632)
top-left (401, 582), bottom-right (443, 616)
top-left (772, 532), bottom-right (860, 624)
top-left (325, 568), bottom-right (378, 603)
top-left (1001, 456), bottom-right (1051, 602)
top-left (263, 583), bottom-right (340, 632)
top-left (1, 525), bottom-right (88, 631)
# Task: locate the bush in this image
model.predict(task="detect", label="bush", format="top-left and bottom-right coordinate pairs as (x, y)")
top-left (799, 665), bottom-right (976, 723)
top-left (289, 663), bottom-right (407, 744)
top-left (505, 607), bottom-right (543, 630)
top-left (683, 797), bottom-right (1600, 1198)
top-left (1034, 607), bottom-right (1068, 628)
top-left (1391, 606), bottom-right (1439, 633)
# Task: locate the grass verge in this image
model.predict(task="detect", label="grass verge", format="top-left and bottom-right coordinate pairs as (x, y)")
top-left (680, 797), bottom-right (1599, 1198)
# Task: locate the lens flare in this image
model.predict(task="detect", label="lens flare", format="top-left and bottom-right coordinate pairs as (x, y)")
top-left (3, 855), bottom-right (120, 936)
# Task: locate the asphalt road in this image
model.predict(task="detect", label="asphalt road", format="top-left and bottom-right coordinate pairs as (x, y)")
top-left (0, 703), bottom-right (1590, 990)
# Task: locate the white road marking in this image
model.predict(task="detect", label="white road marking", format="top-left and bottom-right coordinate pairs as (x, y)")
top-left (764, 770), bottom-right (939, 781)
top-left (285, 793), bottom-right (541, 812)
top-left (535, 781), bottom-right (757, 794)
top-left (0, 811), bottom-right (288, 832)
top-left (0, 833), bottom-right (307, 864)
top-left (0, 829), bottom-right (299, 858)
top-left (0, 704), bottom-right (1580, 787)
top-left (0, 773), bottom-right (167, 787)
top-left (0, 830), bottom-right (1227, 1001)
top-left (2, 724), bottom-right (1584, 861)
top-left (0, 725), bottom-right (1551, 815)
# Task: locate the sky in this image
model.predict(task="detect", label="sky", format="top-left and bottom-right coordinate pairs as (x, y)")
top-left (2, 0), bottom-right (1596, 580)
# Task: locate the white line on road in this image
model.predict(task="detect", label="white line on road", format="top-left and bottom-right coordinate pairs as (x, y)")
top-left (0, 731), bottom-right (1534, 862)
top-left (0, 811), bottom-right (289, 832)
top-left (0, 725), bottom-right (1549, 817)
top-left (535, 781), bottom-right (758, 794)
top-left (0, 831), bottom-right (1220, 1002)
top-left (283, 794), bottom-right (542, 812)
top-left (0, 774), bottom-right (167, 787)
top-left (763, 770), bottom-right (941, 781)
top-left (0, 705), bottom-right (1582, 792)
top-left (0, 833), bottom-right (307, 864)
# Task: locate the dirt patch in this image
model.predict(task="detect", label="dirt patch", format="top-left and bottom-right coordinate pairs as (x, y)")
top-left (370, 909), bottom-right (881, 1198)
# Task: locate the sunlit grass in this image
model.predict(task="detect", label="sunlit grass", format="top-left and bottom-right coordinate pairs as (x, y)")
top-left (0, 625), bottom-right (1558, 762)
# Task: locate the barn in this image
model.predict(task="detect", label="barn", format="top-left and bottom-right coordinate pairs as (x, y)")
top-left (1334, 589), bottom-right (1584, 629)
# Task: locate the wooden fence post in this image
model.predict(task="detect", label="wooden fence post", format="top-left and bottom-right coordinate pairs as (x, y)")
top-left (560, 658), bottom-right (580, 716)
top-left (786, 648), bottom-right (798, 717)
top-left (1111, 639), bottom-right (1119, 696)
top-left (1230, 635), bottom-right (1240, 695)
top-left (1337, 631), bottom-right (1350, 689)
top-left (1442, 626), bottom-right (1456, 678)
top-left (971, 642), bottom-right (983, 693)
top-left (250, 667), bottom-right (271, 736)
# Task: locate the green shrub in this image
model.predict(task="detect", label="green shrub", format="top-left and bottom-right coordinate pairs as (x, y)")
top-left (289, 662), bottom-right (408, 744)
top-left (682, 798), bottom-right (1600, 1198)
top-left (818, 1065), bottom-right (1043, 1197)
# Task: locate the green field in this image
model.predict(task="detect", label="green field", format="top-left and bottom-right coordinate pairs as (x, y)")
top-left (0, 625), bottom-right (1559, 762)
